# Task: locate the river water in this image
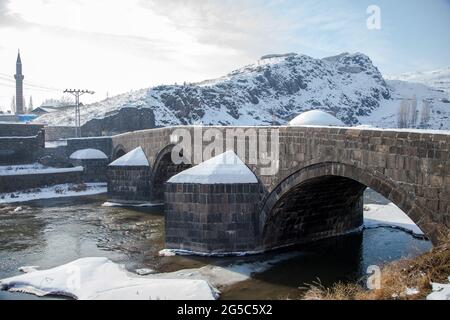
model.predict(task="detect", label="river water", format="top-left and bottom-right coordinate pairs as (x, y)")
top-left (0, 191), bottom-right (431, 300)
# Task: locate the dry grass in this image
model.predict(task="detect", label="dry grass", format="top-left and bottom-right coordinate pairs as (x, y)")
top-left (304, 237), bottom-right (450, 300)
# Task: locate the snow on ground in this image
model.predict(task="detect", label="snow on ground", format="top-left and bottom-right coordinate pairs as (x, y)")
top-left (0, 163), bottom-right (83, 176)
top-left (109, 147), bottom-right (149, 166)
top-left (363, 203), bottom-right (424, 237)
top-left (0, 183), bottom-right (107, 204)
top-left (45, 140), bottom-right (68, 148)
top-left (289, 110), bottom-right (345, 126)
top-left (70, 148), bottom-right (108, 160)
top-left (427, 277), bottom-right (450, 300)
top-left (168, 150), bottom-right (258, 184)
top-left (0, 257), bottom-right (217, 300)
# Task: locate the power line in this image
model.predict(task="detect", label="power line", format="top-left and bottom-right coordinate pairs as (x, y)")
top-left (0, 73), bottom-right (64, 92)
top-left (63, 89), bottom-right (95, 137)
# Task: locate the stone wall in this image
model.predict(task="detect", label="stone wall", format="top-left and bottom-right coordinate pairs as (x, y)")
top-left (0, 170), bottom-right (83, 193)
top-left (0, 123), bottom-right (45, 165)
top-left (70, 158), bottom-right (108, 182)
top-left (165, 183), bottom-right (262, 253)
top-left (0, 115), bottom-right (19, 122)
top-left (44, 126), bottom-right (77, 141)
top-left (0, 123), bottom-right (44, 137)
top-left (107, 166), bottom-right (151, 204)
top-left (37, 145), bottom-right (71, 167)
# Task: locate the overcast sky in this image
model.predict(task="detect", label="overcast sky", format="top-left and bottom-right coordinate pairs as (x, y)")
top-left (1, 0), bottom-right (449, 112)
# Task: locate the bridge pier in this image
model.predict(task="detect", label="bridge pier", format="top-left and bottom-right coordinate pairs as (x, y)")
top-left (165, 182), bottom-right (262, 254)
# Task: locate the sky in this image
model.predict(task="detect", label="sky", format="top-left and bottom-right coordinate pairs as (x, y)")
top-left (0, 0), bottom-right (449, 112)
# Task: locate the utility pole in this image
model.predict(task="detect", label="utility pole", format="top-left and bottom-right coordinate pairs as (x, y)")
top-left (63, 89), bottom-right (94, 137)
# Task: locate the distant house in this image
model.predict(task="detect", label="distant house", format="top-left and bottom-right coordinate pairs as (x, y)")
top-left (31, 103), bottom-right (77, 116)
top-left (31, 106), bottom-right (60, 116)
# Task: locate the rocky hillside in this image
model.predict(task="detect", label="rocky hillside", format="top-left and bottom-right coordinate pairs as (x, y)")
top-left (36, 53), bottom-right (450, 132)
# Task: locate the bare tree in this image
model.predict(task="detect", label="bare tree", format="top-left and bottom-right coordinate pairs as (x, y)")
top-left (420, 100), bottom-right (431, 128)
top-left (42, 95), bottom-right (75, 107)
top-left (28, 96), bottom-right (33, 112)
top-left (397, 100), bottom-right (410, 128)
top-left (58, 95), bottom-right (75, 106)
top-left (11, 95), bottom-right (15, 114)
top-left (410, 95), bottom-right (418, 127)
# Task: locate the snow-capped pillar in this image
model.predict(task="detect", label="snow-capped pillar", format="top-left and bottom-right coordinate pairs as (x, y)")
top-left (164, 151), bottom-right (264, 255)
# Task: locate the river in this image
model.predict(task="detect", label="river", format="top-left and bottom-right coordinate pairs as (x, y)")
top-left (0, 190), bottom-right (431, 300)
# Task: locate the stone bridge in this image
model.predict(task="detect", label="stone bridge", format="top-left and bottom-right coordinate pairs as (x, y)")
top-left (105, 126), bottom-right (449, 252)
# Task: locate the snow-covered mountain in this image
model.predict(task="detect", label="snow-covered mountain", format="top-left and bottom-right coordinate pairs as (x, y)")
top-left (386, 68), bottom-right (450, 96)
top-left (35, 53), bottom-right (450, 132)
top-left (359, 80), bottom-right (449, 130)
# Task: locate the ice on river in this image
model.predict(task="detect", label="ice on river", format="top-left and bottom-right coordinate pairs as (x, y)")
top-left (363, 203), bottom-right (425, 237)
top-left (0, 257), bottom-right (217, 300)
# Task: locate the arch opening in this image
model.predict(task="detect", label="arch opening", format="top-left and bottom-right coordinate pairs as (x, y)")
top-left (263, 175), bottom-right (366, 249)
top-left (150, 146), bottom-right (191, 202)
top-left (260, 162), bottom-right (435, 250)
top-left (113, 147), bottom-right (126, 160)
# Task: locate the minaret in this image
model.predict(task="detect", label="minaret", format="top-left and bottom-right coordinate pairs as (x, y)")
top-left (14, 50), bottom-right (24, 114)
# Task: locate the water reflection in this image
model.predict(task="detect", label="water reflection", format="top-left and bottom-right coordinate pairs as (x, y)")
top-left (221, 229), bottom-right (431, 300)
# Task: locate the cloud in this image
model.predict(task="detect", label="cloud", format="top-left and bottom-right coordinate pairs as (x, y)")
top-left (140, 0), bottom-right (292, 57)
top-left (0, 0), bottom-right (21, 26)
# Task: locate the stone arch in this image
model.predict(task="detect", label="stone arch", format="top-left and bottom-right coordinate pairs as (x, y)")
top-left (150, 144), bottom-right (191, 202)
top-left (112, 145), bottom-right (126, 160)
top-left (259, 162), bottom-right (437, 248)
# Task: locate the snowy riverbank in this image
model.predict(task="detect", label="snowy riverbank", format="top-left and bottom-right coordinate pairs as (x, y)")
top-left (0, 183), bottom-right (107, 204)
top-left (0, 163), bottom-right (83, 176)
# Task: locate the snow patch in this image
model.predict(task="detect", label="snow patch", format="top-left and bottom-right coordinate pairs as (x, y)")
top-left (167, 150), bottom-right (258, 184)
top-left (289, 110), bottom-right (345, 126)
top-left (427, 277), bottom-right (450, 300)
top-left (102, 201), bottom-right (163, 208)
top-left (45, 140), bottom-right (68, 148)
top-left (70, 149), bottom-right (108, 160)
top-left (0, 257), bottom-right (217, 300)
top-left (153, 252), bottom-right (300, 289)
top-left (363, 203), bottom-right (424, 237)
top-left (109, 147), bottom-right (149, 167)
top-left (18, 266), bottom-right (40, 273)
top-left (135, 268), bottom-right (156, 276)
top-left (159, 248), bottom-right (266, 258)
top-left (405, 287), bottom-right (420, 296)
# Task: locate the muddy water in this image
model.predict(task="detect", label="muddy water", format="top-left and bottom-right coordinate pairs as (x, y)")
top-left (0, 191), bottom-right (431, 300)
